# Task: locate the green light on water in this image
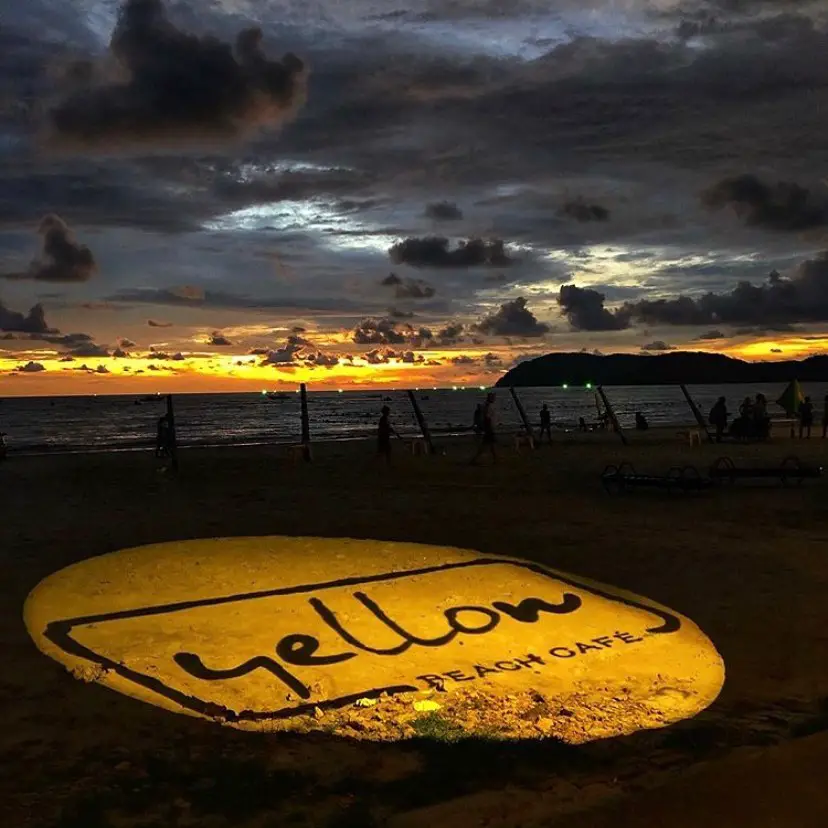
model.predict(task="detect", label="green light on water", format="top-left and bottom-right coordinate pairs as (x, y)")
top-left (586, 382), bottom-right (592, 389)
top-left (562, 383), bottom-right (569, 389)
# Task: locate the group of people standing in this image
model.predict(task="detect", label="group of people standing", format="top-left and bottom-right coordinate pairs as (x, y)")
top-left (708, 392), bottom-right (828, 442)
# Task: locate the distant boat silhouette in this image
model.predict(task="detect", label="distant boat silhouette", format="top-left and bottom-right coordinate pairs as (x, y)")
top-left (266, 392), bottom-right (290, 400)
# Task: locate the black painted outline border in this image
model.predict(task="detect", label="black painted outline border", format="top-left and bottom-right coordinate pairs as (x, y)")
top-left (43, 557), bottom-right (681, 722)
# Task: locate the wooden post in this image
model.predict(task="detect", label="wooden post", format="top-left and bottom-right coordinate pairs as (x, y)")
top-left (509, 387), bottom-right (535, 443)
top-left (299, 383), bottom-right (312, 461)
top-left (166, 394), bottom-right (179, 472)
top-left (680, 384), bottom-right (714, 442)
top-left (407, 390), bottom-right (435, 454)
top-left (597, 385), bottom-right (628, 446)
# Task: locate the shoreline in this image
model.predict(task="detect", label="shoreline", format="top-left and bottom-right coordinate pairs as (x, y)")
top-left (4, 417), bottom-right (810, 459)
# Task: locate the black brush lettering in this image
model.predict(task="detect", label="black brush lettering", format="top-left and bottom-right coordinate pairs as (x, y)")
top-left (492, 594), bottom-right (582, 622)
top-left (275, 634), bottom-right (355, 666)
top-left (173, 652), bottom-right (310, 699)
top-left (355, 592), bottom-right (458, 647)
top-left (444, 606), bottom-right (500, 634)
top-left (309, 596), bottom-right (411, 655)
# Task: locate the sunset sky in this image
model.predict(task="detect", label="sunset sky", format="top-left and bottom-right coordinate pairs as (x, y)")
top-left (3, 0), bottom-right (828, 395)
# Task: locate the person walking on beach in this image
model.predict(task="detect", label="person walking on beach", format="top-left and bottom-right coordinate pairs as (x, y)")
top-left (799, 396), bottom-right (814, 439)
top-left (538, 404), bottom-right (552, 444)
top-left (753, 393), bottom-right (770, 441)
top-left (377, 405), bottom-right (401, 464)
top-left (473, 403), bottom-right (484, 438)
top-left (471, 393), bottom-right (497, 464)
top-left (709, 396), bottom-right (728, 443)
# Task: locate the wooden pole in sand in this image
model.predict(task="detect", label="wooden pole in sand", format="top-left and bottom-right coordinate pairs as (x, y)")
top-left (509, 387), bottom-right (535, 444)
top-left (407, 390), bottom-right (435, 454)
top-left (597, 386), bottom-right (628, 446)
top-left (680, 384), bottom-right (714, 443)
top-left (299, 383), bottom-right (312, 462)
top-left (166, 394), bottom-right (179, 473)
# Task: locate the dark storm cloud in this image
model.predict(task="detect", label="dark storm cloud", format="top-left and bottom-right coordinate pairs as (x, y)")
top-left (475, 298), bottom-right (549, 338)
top-left (46, 0), bottom-right (307, 152)
top-left (380, 273), bottom-right (436, 299)
top-left (560, 200), bottom-right (610, 223)
top-left (389, 237), bottom-right (514, 268)
top-left (260, 341), bottom-right (303, 365)
top-left (208, 331), bottom-right (233, 346)
top-left (436, 323), bottom-right (465, 344)
top-left (147, 319), bottom-right (173, 327)
top-left (424, 201), bottom-right (463, 221)
top-left (701, 174), bottom-right (828, 232)
top-left (1, 215), bottom-right (96, 282)
top-left (69, 342), bottom-right (111, 358)
top-left (563, 252), bottom-right (828, 330)
top-left (353, 317), bottom-right (406, 345)
top-left (641, 340), bottom-right (676, 352)
top-left (388, 307), bottom-right (414, 319)
top-left (558, 285), bottom-right (631, 331)
top-left (119, 338), bottom-right (137, 347)
top-left (17, 361), bottom-right (46, 373)
top-left (307, 351), bottom-right (339, 367)
top-left (0, 301), bottom-right (55, 334)
top-left (694, 329), bottom-right (726, 340)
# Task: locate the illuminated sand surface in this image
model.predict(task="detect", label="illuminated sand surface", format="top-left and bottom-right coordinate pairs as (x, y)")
top-left (24, 537), bottom-right (724, 742)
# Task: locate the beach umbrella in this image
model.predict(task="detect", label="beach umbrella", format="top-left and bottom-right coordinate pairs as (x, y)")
top-left (776, 379), bottom-right (804, 416)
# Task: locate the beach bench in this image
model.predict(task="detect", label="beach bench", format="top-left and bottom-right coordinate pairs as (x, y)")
top-left (676, 428), bottom-right (703, 447)
top-left (710, 455), bottom-right (822, 486)
top-left (601, 462), bottom-right (712, 495)
top-left (408, 437), bottom-right (428, 456)
top-left (513, 433), bottom-right (535, 453)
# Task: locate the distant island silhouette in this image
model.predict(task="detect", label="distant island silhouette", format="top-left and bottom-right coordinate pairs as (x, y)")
top-left (495, 351), bottom-right (828, 387)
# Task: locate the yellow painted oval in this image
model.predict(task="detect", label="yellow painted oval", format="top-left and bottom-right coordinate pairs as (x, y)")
top-left (24, 537), bottom-right (725, 742)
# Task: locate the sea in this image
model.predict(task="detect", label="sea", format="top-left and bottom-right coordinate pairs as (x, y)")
top-left (1, 382), bottom-right (824, 455)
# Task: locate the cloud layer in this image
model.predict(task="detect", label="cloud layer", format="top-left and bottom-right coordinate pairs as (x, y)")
top-left (46, 0), bottom-right (306, 151)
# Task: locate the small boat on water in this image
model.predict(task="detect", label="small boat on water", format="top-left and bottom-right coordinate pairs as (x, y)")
top-left (266, 392), bottom-right (290, 400)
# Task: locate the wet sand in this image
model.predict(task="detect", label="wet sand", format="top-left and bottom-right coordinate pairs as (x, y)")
top-left (3, 430), bottom-right (828, 826)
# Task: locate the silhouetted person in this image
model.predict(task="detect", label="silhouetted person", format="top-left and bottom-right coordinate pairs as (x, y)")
top-left (634, 411), bottom-right (649, 431)
top-left (753, 393), bottom-right (770, 441)
top-left (539, 404), bottom-right (552, 444)
top-left (0, 432), bottom-right (6, 462)
top-left (578, 416), bottom-right (588, 432)
top-left (709, 396), bottom-right (728, 443)
top-left (471, 393), bottom-right (497, 464)
top-left (155, 415), bottom-right (173, 458)
top-left (377, 405), bottom-right (400, 464)
top-left (822, 394), bottom-right (828, 438)
top-left (473, 403), bottom-right (484, 436)
top-left (799, 396), bottom-right (814, 439)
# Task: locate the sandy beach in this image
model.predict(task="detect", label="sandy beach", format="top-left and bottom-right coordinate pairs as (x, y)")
top-left (4, 430), bottom-right (828, 827)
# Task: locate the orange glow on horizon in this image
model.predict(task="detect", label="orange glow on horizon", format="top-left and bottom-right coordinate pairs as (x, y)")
top-left (4, 334), bottom-right (828, 396)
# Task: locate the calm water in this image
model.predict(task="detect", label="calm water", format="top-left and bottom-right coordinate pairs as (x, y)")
top-left (1, 384), bottom-right (825, 454)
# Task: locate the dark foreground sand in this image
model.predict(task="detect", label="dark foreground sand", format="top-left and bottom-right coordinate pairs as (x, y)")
top-left (3, 430), bottom-right (828, 827)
